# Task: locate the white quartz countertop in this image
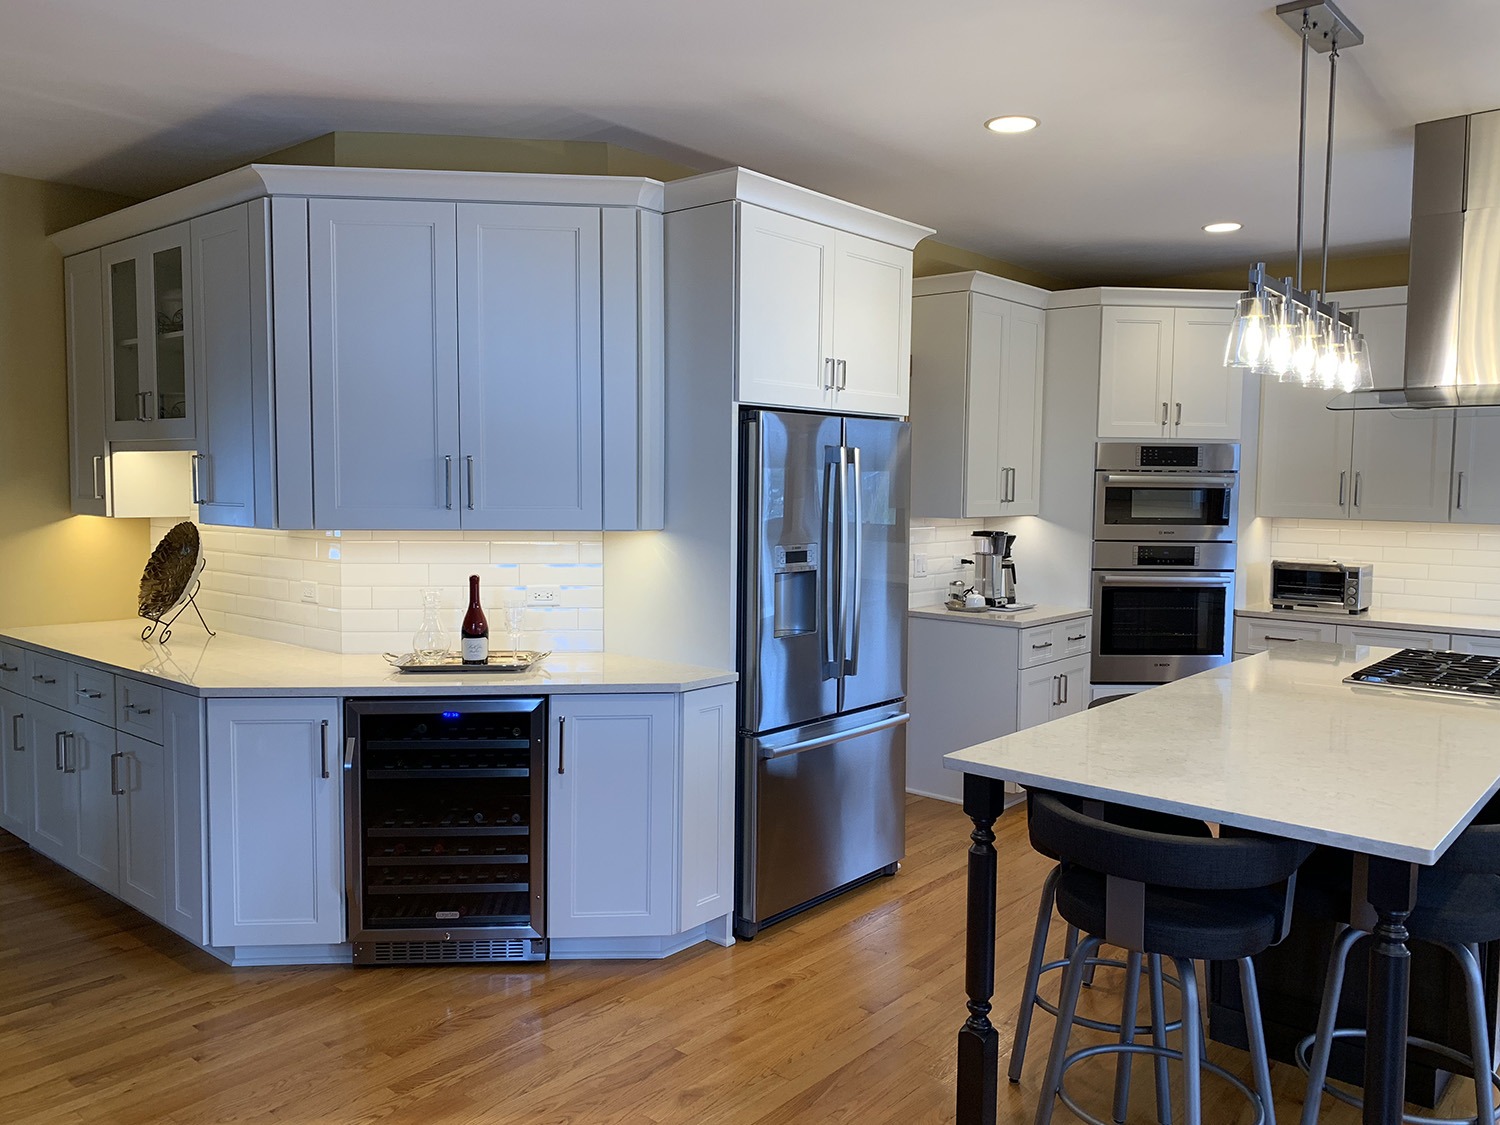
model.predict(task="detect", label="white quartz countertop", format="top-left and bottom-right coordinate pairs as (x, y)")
top-left (0, 621), bottom-right (736, 698)
top-left (945, 642), bottom-right (1500, 864)
top-left (1238, 603), bottom-right (1500, 639)
top-left (909, 603), bottom-right (1091, 629)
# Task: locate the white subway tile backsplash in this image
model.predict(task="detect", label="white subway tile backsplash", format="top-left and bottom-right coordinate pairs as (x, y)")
top-left (1269, 518), bottom-right (1500, 618)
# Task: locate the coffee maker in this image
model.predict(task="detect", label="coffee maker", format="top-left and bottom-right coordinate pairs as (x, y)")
top-left (963, 531), bottom-right (1018, 606)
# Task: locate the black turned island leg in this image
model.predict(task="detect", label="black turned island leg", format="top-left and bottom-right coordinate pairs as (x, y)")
top-left (1361, 856), bottom-right (1419, 1125)
top-left (957, 773), bottom-right (1007, 1125)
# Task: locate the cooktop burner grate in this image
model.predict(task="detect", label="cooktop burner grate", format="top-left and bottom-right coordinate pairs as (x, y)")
top-left (1345, 648), bottom-right (1500, 697)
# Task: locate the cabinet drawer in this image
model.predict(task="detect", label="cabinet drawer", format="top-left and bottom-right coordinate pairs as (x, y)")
top-left (25, 651), bottom-right (70, 708)
top-left (0, 642), bottom-right (24, 693)
top-left (116, 679), bottom-right (164, 744)
top-left (1057, 619), bottom-right (1091, 659)
top-left (1019, 624), bottom-right (1069, 668)
top-left (1450, 634), bottom-right (1500, 657)
top-left (1335, 625), bottom-right (1451, 652)
top-left (1233, 618), bottom-right (1338, 654)
top-left (67, 663), bottom-right (115, 725)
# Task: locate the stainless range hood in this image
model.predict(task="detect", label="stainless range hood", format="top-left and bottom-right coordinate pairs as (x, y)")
top-left (1330, 109), bottom-right (1500, 409)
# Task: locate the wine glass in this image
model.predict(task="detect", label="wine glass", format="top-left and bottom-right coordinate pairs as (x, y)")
top-left (504, 605), bottom-right (525, 657)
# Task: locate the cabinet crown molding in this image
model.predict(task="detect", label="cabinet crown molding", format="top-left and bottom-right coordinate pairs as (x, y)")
top-left (663, 167), bottom-right (934, 250)
top-left (1047, 286), bottom-right (1240, 311)
top-left (50, 165), bottom-right (667, 256)
top-left (913, 270), bottom-right (1050, 308)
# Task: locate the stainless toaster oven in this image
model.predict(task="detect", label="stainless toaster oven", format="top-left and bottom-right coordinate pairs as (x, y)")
top-left (1270, 559), bottom-right (1372, 614)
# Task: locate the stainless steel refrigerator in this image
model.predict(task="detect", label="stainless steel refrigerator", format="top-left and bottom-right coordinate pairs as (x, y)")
top-left (735, 408), bottom-right (910, 939)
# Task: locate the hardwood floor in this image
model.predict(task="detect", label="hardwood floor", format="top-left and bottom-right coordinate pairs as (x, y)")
top-left (0, 799), bottom-right (1475, 1124)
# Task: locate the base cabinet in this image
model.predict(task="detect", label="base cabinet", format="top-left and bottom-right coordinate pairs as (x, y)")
top-left (0, 688), bottom-right (31, 839)
top-left (1016, 654), bottom-right (1090, 730)
top-left (27, 703), bottom-right (116, 892)
top-left (207, 697), bottom-right (343, 948)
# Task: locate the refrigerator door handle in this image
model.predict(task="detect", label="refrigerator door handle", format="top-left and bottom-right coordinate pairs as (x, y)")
top-left (754, 711), bottom-right (910, 760)
top-left (844, 445), bottom-right (863, 675)
top-left (823, 446), bottom-right (847, 673)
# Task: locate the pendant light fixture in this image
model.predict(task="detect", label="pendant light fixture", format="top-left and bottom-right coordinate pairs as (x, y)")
top-left (1223, 0), bottom-right (1373, 393)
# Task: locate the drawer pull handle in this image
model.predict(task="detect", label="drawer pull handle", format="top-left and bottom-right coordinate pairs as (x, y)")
top-left (1031, 641), bottom-right (1053, 650)
top-left (34, 675), bottom-right (56, 685)
top-left (1263, 635), bottom-right (1302, 643)
top-left (76, 688), bottom-right (103, 700)
top-left (1067, 634), bottom-right (1086, 642)
top-left (124, 703), bottom-right (153, 716)
top-left (0, 663), bottom-right (16, 673)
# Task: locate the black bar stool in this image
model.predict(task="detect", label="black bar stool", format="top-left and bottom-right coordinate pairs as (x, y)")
top-left (1296, 813), bottom-right (1500, 1125)
top-left (1029, 790), bottom-right (1314, 1125)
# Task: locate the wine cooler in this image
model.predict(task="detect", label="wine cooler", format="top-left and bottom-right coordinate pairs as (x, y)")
top-left (345, 698), bottom-right (547, 965)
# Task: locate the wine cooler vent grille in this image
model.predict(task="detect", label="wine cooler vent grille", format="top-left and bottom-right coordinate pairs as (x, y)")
top-left (364, 939), bottom-right (545, 964)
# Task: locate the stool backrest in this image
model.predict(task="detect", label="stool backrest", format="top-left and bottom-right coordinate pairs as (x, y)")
top-left (1028, 790), bottom-right (1314, 892)
top-left (1438, 821), bottom-right (1500, 875)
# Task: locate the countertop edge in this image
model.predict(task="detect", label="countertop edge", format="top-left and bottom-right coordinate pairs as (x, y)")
top-left (908, 602), bottom-right (1091, 629)
top-left (1237, 605), bottom-right (1500, 640)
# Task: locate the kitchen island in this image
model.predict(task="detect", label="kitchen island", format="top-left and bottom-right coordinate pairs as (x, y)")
top-left (943, 642), bottom-right (1500, 1125)
top-left (0, 621), bottom-right (736, 967)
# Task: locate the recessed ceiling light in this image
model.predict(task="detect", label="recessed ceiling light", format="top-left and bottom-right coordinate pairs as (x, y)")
top-left (1203, 221), bottom-right (1243, 234)
top-left (984, 115), bottom-right (1038, 135)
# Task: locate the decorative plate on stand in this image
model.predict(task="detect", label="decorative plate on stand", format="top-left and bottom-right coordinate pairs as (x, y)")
top-left (138, 522), bottom-right (213, 643)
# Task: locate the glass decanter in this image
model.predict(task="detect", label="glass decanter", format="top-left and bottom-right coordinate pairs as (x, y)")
top-left (411, 588), bottom-right (451, 663)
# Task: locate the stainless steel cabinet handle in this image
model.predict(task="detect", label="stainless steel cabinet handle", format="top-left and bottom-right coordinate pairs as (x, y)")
top-left (1174, 402), bottom-right (1183, 427)
top-left (110, 751), bottom-right (123, 796)
top-left (444, 455), bottom-right (453, 510)
top-left (55, 731), bottom-right (65, 771)
top-left (92, 455), bottom-right (105, 500)
top-left (1353, 471), bottom-right (1362, 508)
top-left (11, 713), bottom-right (22, 751)
top-left (319, 719), bottom-right (330, 780)
top-left (1263, 635), bottom-right (1302, 643)
top-left (63, 731), bottom-right (76, 774)
top-left (76, 688), bottom-right (103, 700)
top-left (1052, 674), bottom-right (1062, 707)
top-left (824, 357), bottom-right (836, 390)
top-left (836, 358), bottom-right (848, 390)
top-left (135, 391), bottom-right (148, 422)
top-left (1067, 633), bottom-right (1087, 642)
top-left (123, 702), bottom-right (152, 716)
top-left (141, 390), bottom-right (154, 421)
top-left (33, 675), bottom-right (55, 685)
top-left (557, 716), bottom-right (566, 775)
top-left (190, 453), bottom-right (205, 504)
top-left (1161, 402), bottom-right (1169, 427)
top-left (1457, 470), bottom-right (1466, 511)
top-left (1338, 470), bottom-right (1347, 507)
top-left (343, 736), bottom-right (355, 772)
top-left (466, 455), bottom-right (476, 511)
top-left (1031, 641), bottom-right (1053, 650)
top-left (1003, 466), bottom-right (1016, 503)
top-left (1059, 674), bottom-right (1068, 705)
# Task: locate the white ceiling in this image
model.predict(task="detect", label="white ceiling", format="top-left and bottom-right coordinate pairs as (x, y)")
top-left (5, 0), bottom-right (1500, 284)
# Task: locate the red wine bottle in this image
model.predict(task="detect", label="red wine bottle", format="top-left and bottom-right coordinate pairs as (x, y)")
top-left (461, 574), bottom-right (489, 664)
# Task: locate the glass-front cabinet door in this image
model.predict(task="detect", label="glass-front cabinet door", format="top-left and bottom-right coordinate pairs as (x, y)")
top-left (102, 223), bottom-right (195, 441)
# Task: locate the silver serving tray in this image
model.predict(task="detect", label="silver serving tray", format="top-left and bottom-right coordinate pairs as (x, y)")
top-left (383, 650), bottom-right (550, 674)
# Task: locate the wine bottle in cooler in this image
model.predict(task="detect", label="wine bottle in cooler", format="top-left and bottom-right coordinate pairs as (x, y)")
top-left (461, 574), bottom-right (490, 664)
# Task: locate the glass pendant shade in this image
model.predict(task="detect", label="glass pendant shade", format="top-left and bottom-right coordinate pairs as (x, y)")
top-left (1264, 297), bottom-right (1296, 379)
top-left (1292, 312), bottom-right (1320, 384)
top-left (1225, 295), bottom-right (1270, 368)
top-left (1314, 318), bottom-right (1343, 389)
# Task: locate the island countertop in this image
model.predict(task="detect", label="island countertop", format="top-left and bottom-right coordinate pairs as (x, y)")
top-left (0, 620), bottom-right (736, 697)
top-left (944, 641), bottom-right (1500, 864)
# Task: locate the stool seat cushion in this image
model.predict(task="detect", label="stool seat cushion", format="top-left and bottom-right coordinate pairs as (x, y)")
top-left (1055, 866), bottom-right (1285, 962)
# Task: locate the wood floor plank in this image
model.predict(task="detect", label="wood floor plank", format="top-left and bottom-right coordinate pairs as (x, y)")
top-left (0, 802), bottom-right (1478, 1124)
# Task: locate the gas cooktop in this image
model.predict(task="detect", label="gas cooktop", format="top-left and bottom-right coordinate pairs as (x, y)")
top-left (1345, 648), bottom-right (1500, 698)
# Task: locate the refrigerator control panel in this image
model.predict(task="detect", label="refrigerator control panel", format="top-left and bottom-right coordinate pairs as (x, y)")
top-left (773, 544), bottom-right (818, 573)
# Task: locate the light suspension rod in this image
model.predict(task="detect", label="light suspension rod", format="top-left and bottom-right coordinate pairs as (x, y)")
top-left (1321, 38), bottom-right (1339, 295)
top-left (1297, 13), bottom-right (1310, 289)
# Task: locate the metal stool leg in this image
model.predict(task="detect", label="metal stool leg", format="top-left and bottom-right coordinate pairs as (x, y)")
top-left (1239, 956), bottom-right (1276, 1125)
top-left (1113, 950), bottom-right (1144, 1124)
top-left (1036, 934), bottom-right (1104, 1125)
top-left (1449, 941), bottom-right (1496, 1125)
top-left (1300, 925), bottom-right (1365, 1125)
top-left (1176, 957), bottom-right (1203, 1125)
top-left (1149, 954), bottom-right (1175, 1125)
top-left (1010, 865), bottom-right (1062, 1082)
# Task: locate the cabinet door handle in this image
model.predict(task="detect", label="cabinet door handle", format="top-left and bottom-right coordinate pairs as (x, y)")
top-left (142, 390), bottom-right (154, 421)
top-left (1160, 402), bottom-right (1169, 427)
top-left (1052, 674), bottom-right (1062, 707)
top-left (190, 453), bottom-right (206, 504)
top-left (135, 391), bottom-right (148, 422)
top-left (63, 732), bottom-right (77, 774)
top-left (557, 715), bottom-right (566, 775)
top-left (444, 455), bottom-right (454, 510)
top-left (92, 455), bottom-right (105, 500)
top-left (11, 713), bottom-right (22, 752)
top-left (1031, 641), bottom-right (1053, 650)
top-left (55, 731), bottom-right (65, 771)
top-left (33, 675), bottom-right (56, 686)
top-left (466, 455), bottom-right (476, 511)
top-left (110, 751), bottom-right (124, 796)
top-left (1174, 402), bottom-right (1183, 427)
top-left (836, 358), bottom-right (848, 390)
top-left (1353, 471), bottom-right (1362, 508)
top-left (1059, 674), bottom-right (1068, 705)
top-left (824, 357), bottom-right (836, 390)
top-left (1456, 470), bottom-right (1466, 511)
top-left (1338, 470), bottom-right (1347, 507)
top-left (319, 719), bottom-right (330, 779)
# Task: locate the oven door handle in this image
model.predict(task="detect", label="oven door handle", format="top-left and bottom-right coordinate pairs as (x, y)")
top-left (1097, 573), bottom-right (1233, 587)
top-left (1099, 472), bottom-right (1237, 489)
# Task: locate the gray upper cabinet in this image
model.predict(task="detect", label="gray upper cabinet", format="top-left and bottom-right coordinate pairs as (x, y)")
top-left (55, 165), bottom-right (666, 533)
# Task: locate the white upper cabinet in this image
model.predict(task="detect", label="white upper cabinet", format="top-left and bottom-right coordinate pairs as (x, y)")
top-left (1452, 412), bottom-right (1500, 523)
top-left (910, 277), bottom-right (1046, 518)
top-left (309, 198), bottom-right (462, 530)
top-left (1348, 409), bottom-right (1456, 522)
top-left (65, 251), bottom-right (110, 516)
top-left (736, 203), bottom-right (914, 416)
top-left (1098, 305), bottom-right (1240, 439)
top-left (102, 223), bottom-right (196, 442)
top-left (457, 203), bottom-right (604, 529)
top-left (1256, 377), bottom-right (1355, 519)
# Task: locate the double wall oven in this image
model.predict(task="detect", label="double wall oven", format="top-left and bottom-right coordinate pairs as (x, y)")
top-left (1091, 443), bottom-right (1239, 684)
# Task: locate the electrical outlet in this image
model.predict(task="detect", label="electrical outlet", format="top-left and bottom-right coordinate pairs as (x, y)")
top-left (300, 581), bottom-right (318, 604)
top-left (913, 554), bottom-right (928, 578)
top-left (527, 586), bottom-right (561, 605)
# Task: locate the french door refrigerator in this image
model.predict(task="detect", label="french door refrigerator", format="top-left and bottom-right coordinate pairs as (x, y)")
top-left (736, 408), bottom-right (910, 939)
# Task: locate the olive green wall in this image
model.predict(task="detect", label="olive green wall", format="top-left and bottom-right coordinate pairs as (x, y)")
top-left (0, 173), bottom-right (149, 626)
top-left (1146, 249), bottom-right (1409, 292)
